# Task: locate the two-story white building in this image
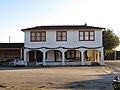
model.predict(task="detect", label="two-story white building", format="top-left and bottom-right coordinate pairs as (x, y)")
top-left (22, 24), bottom-right (105, 66)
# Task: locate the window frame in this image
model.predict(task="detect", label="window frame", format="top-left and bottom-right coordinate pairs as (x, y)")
top-left (56, 31), bottom-right (67, 41)
top-left (65, 50), bottom-right (76, 59)
top-left (79, 31), bottom-right (95, 41)
top-left (31, 31), bottom-right (46, 42)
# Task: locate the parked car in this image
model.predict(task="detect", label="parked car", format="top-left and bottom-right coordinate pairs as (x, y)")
top-left (9, 59), bottom-right (25, 66)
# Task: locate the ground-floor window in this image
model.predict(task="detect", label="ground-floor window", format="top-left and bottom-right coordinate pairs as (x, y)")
top-left (65, 50), bottom-right (76, 59)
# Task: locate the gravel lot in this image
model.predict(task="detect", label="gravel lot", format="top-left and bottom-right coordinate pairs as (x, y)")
top-left (0, 62), bottom-right (118, 90)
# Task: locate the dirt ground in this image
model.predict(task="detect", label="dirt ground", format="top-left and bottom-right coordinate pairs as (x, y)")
top-left (0, 61), bottom-right (119, 90)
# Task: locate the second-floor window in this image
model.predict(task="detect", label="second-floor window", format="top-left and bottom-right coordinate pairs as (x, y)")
top-left (31, 31), bottom-right (46, 42)
top-left (56, 31), bottom-right (67, 41)
top-left (79, 31), bottom-right (95, 41)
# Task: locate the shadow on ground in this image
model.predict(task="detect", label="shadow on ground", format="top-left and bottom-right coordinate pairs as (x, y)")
top-left (0, 65), bottom-right (104, 71)
top-left (55, 74), bottom-right (118, 90)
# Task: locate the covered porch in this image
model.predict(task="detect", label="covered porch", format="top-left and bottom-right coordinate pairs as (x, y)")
top-left (0, 43), bottom-right (24, 63)
top-left (24, 47), bottom-right (104, 66)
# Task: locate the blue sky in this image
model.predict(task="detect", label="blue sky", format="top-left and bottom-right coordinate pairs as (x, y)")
top-left (0, 0), bottom-right (120, 49)
top-left (0, 0), bottom-right (70, 42)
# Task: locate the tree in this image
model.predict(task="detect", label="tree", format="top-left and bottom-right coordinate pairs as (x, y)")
top-left (103, 29), bottom-right (120, 50)
top-left (103, 29), bottom-right (120, 58)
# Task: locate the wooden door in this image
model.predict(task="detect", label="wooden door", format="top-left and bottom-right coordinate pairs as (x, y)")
top-left (36, 51), bottom-right (43, 62)
top-left (29, 51), bottom-right (34, 62)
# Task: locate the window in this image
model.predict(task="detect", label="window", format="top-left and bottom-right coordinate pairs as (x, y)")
top-left (79, 31), bottom-right (95, 41)
top-left (56, 31), bottom-right (67, 41)
top-left (31, 31), bottom-right (46, 42)
top-left (65, 50), bottom-right (76, 59)
top-left (90, 32), bottom-right (94, 40)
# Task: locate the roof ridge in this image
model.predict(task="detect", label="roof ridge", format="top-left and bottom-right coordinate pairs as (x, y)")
top-left (21, 25), bottom-right (105, 31)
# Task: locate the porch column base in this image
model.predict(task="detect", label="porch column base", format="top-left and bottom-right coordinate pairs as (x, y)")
top-left (81, 62), bottom-right (84, 65)
top-left (100, 61), bottom-right (105, 65)
top-left (43, 58), bottom-right (46, 66)
top-left (62, 61), bottom-right (65, 65)
top-left (43, 62), bottom-right (46, 66)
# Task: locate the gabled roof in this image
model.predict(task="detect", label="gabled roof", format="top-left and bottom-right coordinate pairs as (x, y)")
top-left (21, 25), bottom-right (105, 31)
top-left (0, 43), bottom-right (24, 49)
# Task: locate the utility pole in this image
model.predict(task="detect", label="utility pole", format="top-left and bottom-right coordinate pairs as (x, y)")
top-left (9, 36), bottom-right (11, 43)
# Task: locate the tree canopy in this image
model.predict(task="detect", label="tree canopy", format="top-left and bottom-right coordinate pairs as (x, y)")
top-left (103, 29), bottom-right (120, 50)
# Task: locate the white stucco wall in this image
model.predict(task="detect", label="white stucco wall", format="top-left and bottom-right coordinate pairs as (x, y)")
top-left (24, 29), bottom-right (103, 48)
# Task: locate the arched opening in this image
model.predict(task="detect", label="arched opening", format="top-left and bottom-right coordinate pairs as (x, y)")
top-left (65, 50), bottom-right (81, 62)
top-left (84, 49), bottom-right (101, 62)
top-left (27, 50), bottom-right (43, 62)
top-left (46, 50), bottom-right (62, 62)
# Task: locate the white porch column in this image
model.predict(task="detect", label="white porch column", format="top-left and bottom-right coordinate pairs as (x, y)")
top-left (80, 49), bottom-right (85, 65)
top-left (100, 47), bottom-right (104, 65)
top-left (42, 49), bottom-right (46, 66)
top-left (62, 51), bottom-right (65, 65)
top-left (24, 49), bottom-right (27, 66)
top-left (94, 51), bottom-right (97, 62)
top-left (97, 51), bottom-right (100, 62)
